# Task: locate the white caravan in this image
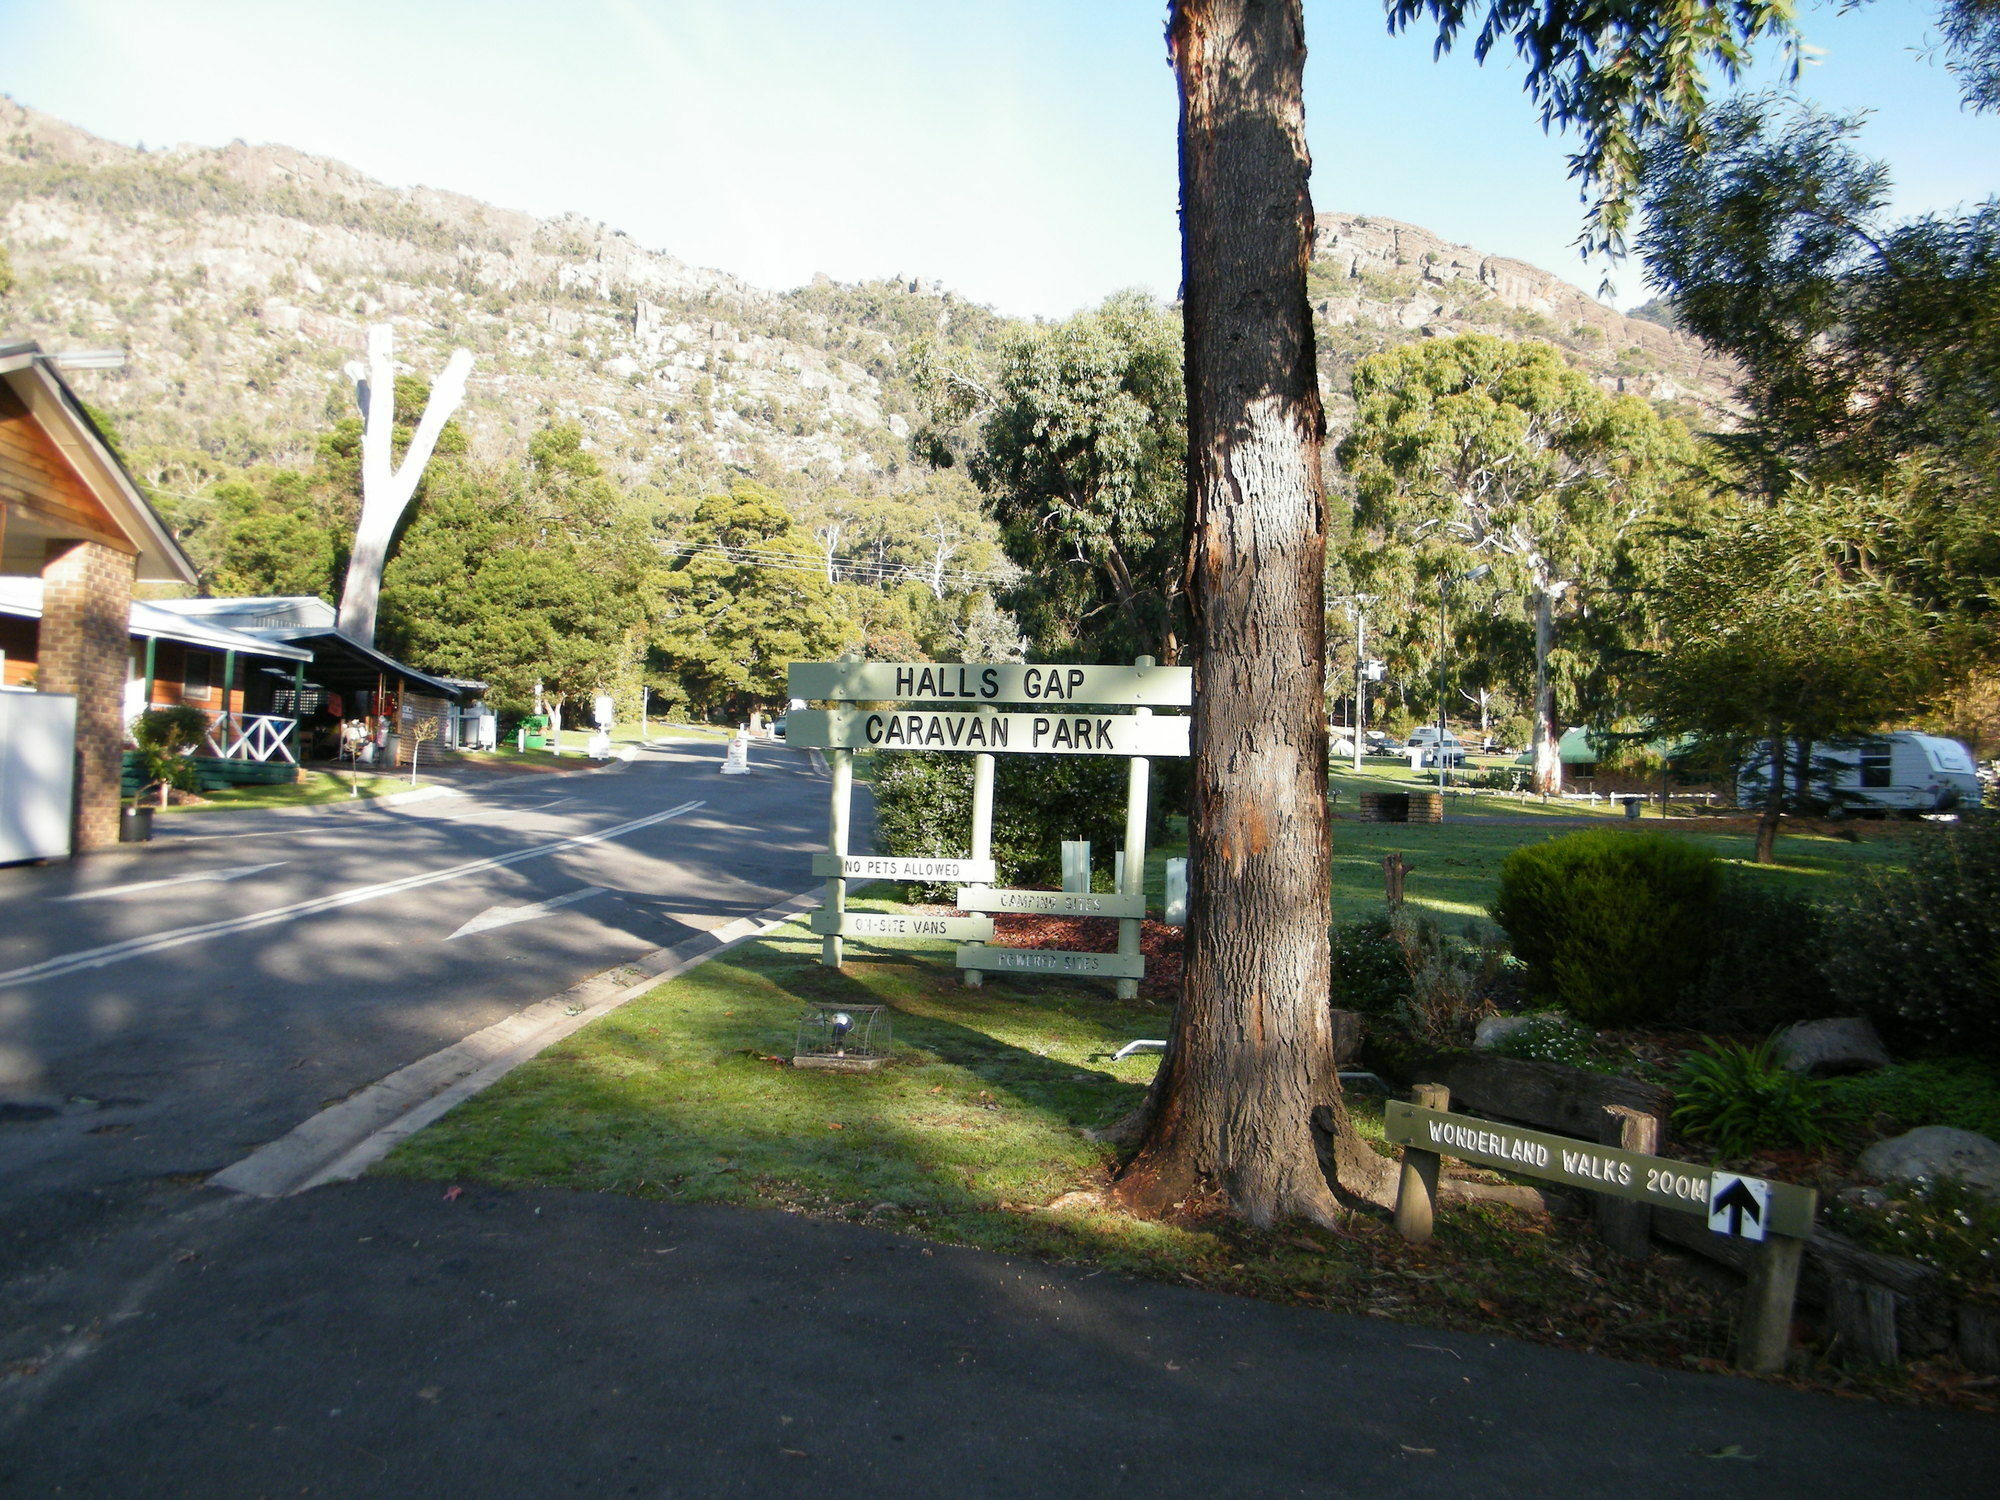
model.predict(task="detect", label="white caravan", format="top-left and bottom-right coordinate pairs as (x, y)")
top-left (1738, 733), bottom-right (1983, 816)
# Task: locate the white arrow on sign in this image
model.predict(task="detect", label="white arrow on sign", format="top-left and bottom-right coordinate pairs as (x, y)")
top-left (53, 862), bottom-right (290, 903)
top-left (448, 886), bottom-right (607, 940)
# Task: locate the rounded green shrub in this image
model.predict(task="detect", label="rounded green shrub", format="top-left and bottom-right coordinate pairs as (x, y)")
top-left (1823, 814), bottom-right (2000, 1062)
top-left (1490, 829), bottom-right (1721, 1025)
top-left (870, 750), bottom-right (1169, 895)
top-left (1329, 916), bottom-right (1411, 1017)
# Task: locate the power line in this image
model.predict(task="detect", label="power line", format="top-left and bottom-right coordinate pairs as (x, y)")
top-left (656, 538), bottom-right (1012, 592)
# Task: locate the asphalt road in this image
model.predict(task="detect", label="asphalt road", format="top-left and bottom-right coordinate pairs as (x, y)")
top-left (0, 739), bottom-right (841, 1227)
top-left (6, 1180), bottom-right (1996, 1499)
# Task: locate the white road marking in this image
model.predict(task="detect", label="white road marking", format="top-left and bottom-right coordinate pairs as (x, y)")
top-left (51, 862), bottom-right (291, 903)
top-left (449, 886), bottom-right (607, 940)
top-left (0, 801), bottom-right (706, 989)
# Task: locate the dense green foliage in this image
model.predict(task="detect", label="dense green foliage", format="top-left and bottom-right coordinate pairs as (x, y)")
top-left (949, 292), bottom-right (1187, 664)
top-left (1329, 916), bottom-right (1412, 1018)
top-left (1823, 815), bottom-right (2000, 1062)
top-left (381, 425), bottom-right (653, 717)
top-left (647, 483), bottom-right (851, 716)
top-left (870, 749), bottom-right (1169, 895)
top-left (1492, 829), bottom-right (1721, 1024)
top-left (1672, 1037), bottom-right (1828, 1159)
top-left (1691, 880), bottom-right (1834, 1034)
top-left (128, 705), bottom-right (209, 805)
top-left (1820, 1058), bottom-right (2000, 1145)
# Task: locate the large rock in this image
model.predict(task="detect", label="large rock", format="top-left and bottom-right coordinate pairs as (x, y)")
top-left (1474, 1015), bottom-right (1537, 1050)
top-left (1858, 1127), bottom-right (2000, 1198)
top-left (1773, 1017), bottom-right (1891, 1076)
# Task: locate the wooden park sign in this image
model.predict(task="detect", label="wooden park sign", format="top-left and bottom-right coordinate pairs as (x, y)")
top-left (1383, 1102), bottom-right (1817, 1237)
top-left (1385, 1093), bottom-right (1818, 1374)
top-left (788, 655), bottom-right (1186, 997)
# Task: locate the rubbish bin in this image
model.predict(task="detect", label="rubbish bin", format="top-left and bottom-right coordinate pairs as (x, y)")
top-left (1624, 796), bottom-right (1642, 820)
top-left (520, 714), bottom-right (551, 750)
top-left (119, 805), bottom-right (154, 843)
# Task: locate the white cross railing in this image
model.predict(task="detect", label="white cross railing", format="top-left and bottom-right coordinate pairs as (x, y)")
top-left (198, 713), bottom-right (298, 764)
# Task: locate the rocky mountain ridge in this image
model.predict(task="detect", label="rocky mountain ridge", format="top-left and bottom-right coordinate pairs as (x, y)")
top-left (0, 97), bottom-right (1737, 497)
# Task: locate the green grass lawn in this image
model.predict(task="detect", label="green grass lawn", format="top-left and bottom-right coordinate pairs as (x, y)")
top-left (1323, 816), bottom-right (1905, 925)
top-left (380, 899), bottom-right (1748, 1373)
top-left (162, 769), bottom-right (422, 812)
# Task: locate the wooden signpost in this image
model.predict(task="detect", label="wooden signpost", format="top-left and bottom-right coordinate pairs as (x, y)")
top-left (787, 655), bottom-right (1188, 997)
top-left (1384, 1095), bottom-right (1819, 1373)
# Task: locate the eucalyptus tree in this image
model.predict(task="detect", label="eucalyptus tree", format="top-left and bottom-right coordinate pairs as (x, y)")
top-left (1341, 334), bottom-right (1698, 792)
top-left (1114, 0), bottom-right (1795, 1229)
top-left (1637, 93), bottom-right (2000, 649)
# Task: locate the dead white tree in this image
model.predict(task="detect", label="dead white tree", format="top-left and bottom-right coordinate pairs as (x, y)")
top-left (337, 325), bottom-right (473, 648)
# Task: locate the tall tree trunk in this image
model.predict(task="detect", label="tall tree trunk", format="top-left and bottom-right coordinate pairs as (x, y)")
top-left (1114, 0), bottom-right (1347, 1228)
top-left (1530, 586), bottom-right (1562, 794)
top-left (1754, 724), bottom-right (1787, 864)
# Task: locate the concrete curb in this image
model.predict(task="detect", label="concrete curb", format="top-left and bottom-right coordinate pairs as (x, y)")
top-left (209, 886), bottom-right (826, 1198)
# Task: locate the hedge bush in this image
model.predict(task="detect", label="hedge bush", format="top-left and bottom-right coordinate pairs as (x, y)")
top-left (1491, 829), bottom-right (1721, 1025)
top-left (1691, 879), bottom-right (1835, 1034)
top-left (870, 751), bottom-right (1171, 895)
top-left (1823, 815), bottom-right (2000, 1062)
top-left (1329, 916), bottom-right (1411, 1018)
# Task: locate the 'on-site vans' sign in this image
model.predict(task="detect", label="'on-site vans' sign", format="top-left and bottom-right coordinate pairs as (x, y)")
top-left (787, 708), bottom-right (1188, 758)
top-left (789, 660), bottom-right (1191, 707)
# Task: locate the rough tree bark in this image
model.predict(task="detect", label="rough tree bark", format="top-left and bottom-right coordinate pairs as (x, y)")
top-left (1755, 722), bottom-right (1787, 864)
top-left (1114, 0), bottom-right (1370, 1227)
top-left (1530, 585), bottom-right (1563, 795)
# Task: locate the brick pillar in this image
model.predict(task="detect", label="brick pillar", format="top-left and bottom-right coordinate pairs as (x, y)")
top-left (40, 539), bottom-right (136, 852)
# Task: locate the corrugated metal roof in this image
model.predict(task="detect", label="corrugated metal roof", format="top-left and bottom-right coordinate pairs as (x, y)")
top-left (0, 578), bottom-right (313, 662)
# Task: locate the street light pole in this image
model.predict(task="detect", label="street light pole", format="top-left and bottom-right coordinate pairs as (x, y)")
top-left (1438, 564), bottom-right (1492, 821)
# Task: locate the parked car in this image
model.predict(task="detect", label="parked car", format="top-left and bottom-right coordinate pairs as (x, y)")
top-left (1737, 732), bottom-right (1982, 817)
top-left (1407, 725), bottom-right (1468, 768)
top-left (770, 715), bottom-right (788, 739)
top-left (1364, 731), bottom-right (1404, 757)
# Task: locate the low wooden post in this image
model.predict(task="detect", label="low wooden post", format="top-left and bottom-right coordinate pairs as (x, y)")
top-left (1596, 1106), bottom-right (1658, 1259)
top-left (1393, 1082), bottom-right (1450, 1243)
top-left (1737, 1234), bottom-right (1806, 1375)
top-left (1383, 853), bottom-right (1411, 910)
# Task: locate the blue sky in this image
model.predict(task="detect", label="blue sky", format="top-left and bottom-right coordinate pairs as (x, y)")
top-left (1, 1), bottom-right (1991, 317)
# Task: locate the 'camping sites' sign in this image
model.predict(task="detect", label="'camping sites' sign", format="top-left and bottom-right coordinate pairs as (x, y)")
top-left (1383, 1102), bottom-right (1816, 1236)
top-left (956, 887), bottom-right (1149, 919)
